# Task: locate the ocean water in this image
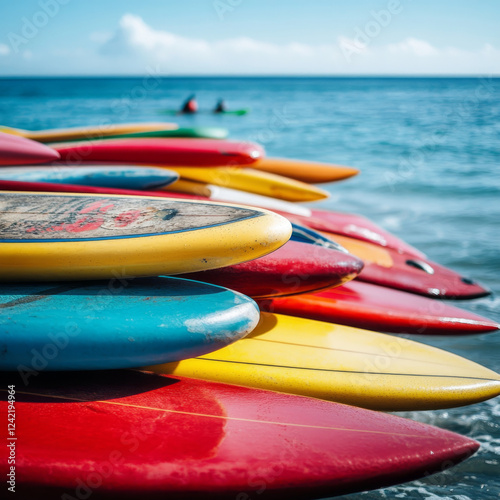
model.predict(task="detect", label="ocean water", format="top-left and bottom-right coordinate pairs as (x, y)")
top-left (0, 76), bottom-right (499, 499)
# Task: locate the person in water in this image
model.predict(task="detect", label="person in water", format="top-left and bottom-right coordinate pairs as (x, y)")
top-left (181, 94), bottom-right (198, 114)
top-left (214, 99), bottom-right (227, 113)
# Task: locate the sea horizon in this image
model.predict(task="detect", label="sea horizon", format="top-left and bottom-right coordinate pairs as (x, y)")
top-left (1, 74), bottom-right (500, 80)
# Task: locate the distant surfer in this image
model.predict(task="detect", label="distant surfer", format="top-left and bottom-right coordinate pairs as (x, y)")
top-left (214, 99), bottom-right (227, 113)
top-left (181, 94), bottom-right (198, 114)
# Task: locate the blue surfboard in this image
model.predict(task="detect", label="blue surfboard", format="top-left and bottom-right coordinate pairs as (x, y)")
top-left (0, 277), bottom-right (259, 371)
top-left (290, 222), bottom-right (348, 252)
top-left (0, 165), bottom-right (179, 190)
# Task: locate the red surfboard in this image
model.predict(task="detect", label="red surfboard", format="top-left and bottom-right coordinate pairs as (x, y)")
top-left (0, 370), bottom-right (479, 499)
top-left (0, 131), bottom-right (60, 165)
top-left (0, 179), bottom-right (200, 197)
top-left (259, 280), bottom-right (499, 335)
top-left (182, 240), bottom-right (364, 298)
top-left (352, 243), bottom-right (490, 299)
top-left (54, 138), bottom-right (264, 167)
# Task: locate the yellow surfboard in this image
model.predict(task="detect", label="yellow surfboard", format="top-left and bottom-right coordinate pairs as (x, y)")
top-left (0, 122), bottom-right (177, 143)
top-left (326, 233), bottom-right (394, 267)
top-left (0, 192), bottom-right (291, 281)
top-left (145, 312), bottom-right (500, 412)
top-left (251, 157), bottom-right (360, 184)
top-left (166, 167), bottom-right (329, 202)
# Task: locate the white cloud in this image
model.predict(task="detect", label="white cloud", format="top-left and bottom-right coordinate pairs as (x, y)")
top-left (1, 14), bottom-right (499, 75)
top-left (93, 15), bottom-right (499, 75)
top-left (0, 43), bottom-right (10, 56)
top-left (387, 37), bottom-right (438, 57)
top-left (98, 14), bottom-right (340, 74)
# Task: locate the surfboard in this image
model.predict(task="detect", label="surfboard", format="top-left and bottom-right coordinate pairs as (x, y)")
top-left (251, 157), bottom-right (360, 184)
top-left (54, 138), bottom-right (264, 167)
top-left (0, 122), bottom-right (177, 143)
top-left (259, 280), bottom-right (500, 335)
top-left (166, 167), bottom-right (329, 202)
top-left (0, 277), bottom-right (259, 371)
top-left (0, 192), bottom-right (291, 281)
top-left (0, 179), bottom-right (207, 197)
top-left (46, 127), bottom-right (229, 143)
top-left (166, 179), bottom-right (313, 216)
top-left (181, 240), bottom-right (363, 298)
top-left (215, 108), bottom-right (250, 115)
top-left (0, 132), bottom-right (60, 165)
top-left (323, 233), bottom-right (490, 299)
top-left (146, 312), bottom-right (500, 412)
top-left (0, 165), bottom-right (179, 190)
top-left (0, 370), bottom-right (479, 498)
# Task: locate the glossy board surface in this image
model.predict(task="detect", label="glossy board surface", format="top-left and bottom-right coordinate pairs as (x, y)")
top-left (0, 165), bottom-right (179, 190)
top-left (0, 132), bottom-right (60, 165)
top-left (182, 240), bottom-right (363, 298)
top-left (251, 157), bottom-right (360, 183)
top-left (260, 280), bottom-right (499, 335)
top-left (54, 138), bottom-right (264, 166)
top-left (167, 166), bottom-right (329, 202)
top-left (0, 370), bottom-right (479, 498)
top-left (0, 277), bottom-right (259, 370)
top-left (147, 312), bottom-right (500, 411)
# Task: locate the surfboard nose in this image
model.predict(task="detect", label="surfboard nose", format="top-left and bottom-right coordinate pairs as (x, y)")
top-left (179, 239), bottom-right (363, 299)
top-left (0, 131), bottom-right (60, 165)
top-left (146, 312), bottom-right (500, 412)
top-left (355, 248), bottom-right (492, 299)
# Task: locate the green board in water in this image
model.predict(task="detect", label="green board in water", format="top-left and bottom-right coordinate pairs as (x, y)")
top-left (159, 109), bottom-right (250, 116)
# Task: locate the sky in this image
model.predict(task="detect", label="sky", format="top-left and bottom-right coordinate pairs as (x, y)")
top-left (0, 0), bottom-right (499, 76)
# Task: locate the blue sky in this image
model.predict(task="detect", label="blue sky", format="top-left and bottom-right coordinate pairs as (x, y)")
top-left (1, 0), bottom-right (499, 75)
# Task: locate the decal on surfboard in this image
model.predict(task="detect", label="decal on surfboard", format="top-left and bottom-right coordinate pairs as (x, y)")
top-left (0, 193), bottom-right (260, 241)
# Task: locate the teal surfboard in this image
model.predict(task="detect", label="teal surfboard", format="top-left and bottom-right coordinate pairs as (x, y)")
top-left (0, 277), bottom-right (260, 371)
top-left (0, 165), bottom-right (179, 190)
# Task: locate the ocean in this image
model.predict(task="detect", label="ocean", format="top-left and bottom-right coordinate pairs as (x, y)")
top-left (0, 76), bottom-right (499, 499)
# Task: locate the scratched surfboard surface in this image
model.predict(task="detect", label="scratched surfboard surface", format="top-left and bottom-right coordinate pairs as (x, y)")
top-left (0, 193), bottom-right (260, 242)
top-left (0, 192), bottom-right (291, 281)
top-left (0, 277), bottom-right (261, 371)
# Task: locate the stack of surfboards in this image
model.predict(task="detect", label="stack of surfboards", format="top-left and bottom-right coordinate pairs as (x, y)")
top-left (1, 123), bottom-right (499, 499)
